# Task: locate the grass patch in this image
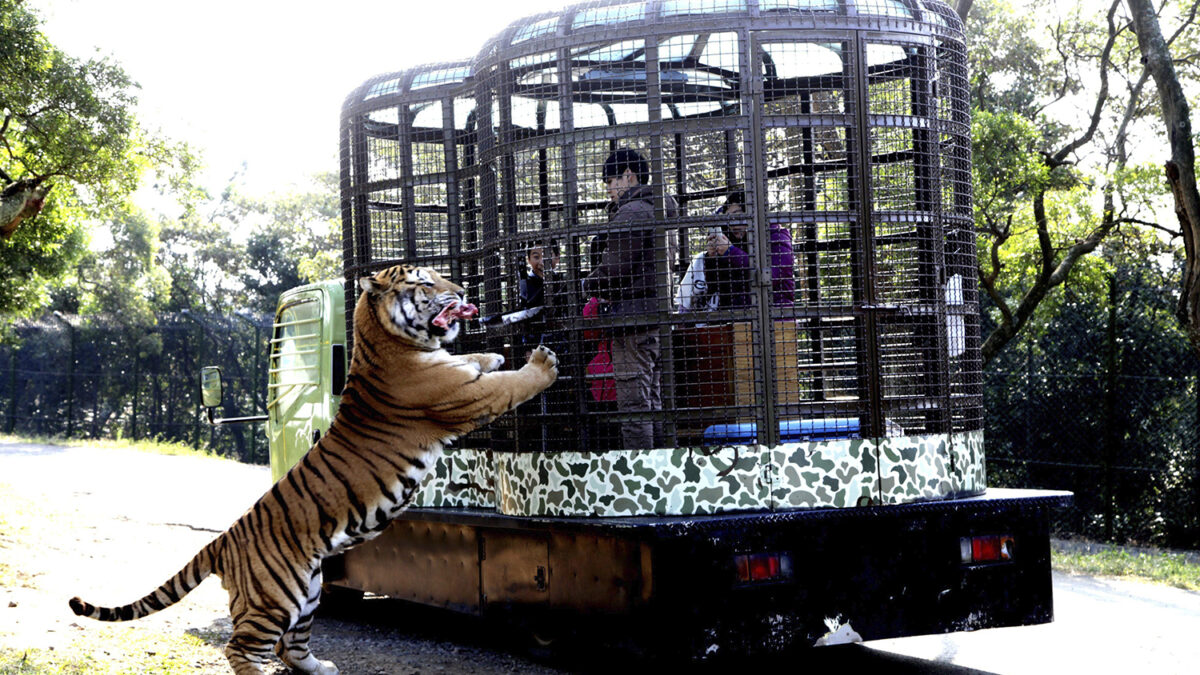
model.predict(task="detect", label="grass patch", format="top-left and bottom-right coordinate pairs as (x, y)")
top-left (0, 627), bottom-right (227, 674)
top-left (1053, 543), bottom-right (1200, 592)
top-left (0, 648), bottom-right (98, 674)
top-left (0, 433), bottom-right (223, 461)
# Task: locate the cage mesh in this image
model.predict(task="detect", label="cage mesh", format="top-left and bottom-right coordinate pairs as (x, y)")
top-left (340, 0), bottom-right (976, 452)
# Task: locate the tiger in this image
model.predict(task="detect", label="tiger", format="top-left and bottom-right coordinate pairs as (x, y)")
top-left (69, 264), bottom-right (558, 675)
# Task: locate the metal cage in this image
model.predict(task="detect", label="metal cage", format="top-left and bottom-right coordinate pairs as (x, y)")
top-left (339, 0), bottom-right (978, 497)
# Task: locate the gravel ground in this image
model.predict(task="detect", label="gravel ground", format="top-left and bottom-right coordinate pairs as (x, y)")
top-left (9, 440), bottom-right (1197, 675)
top-left (0, 441), bottom-right (566, 674)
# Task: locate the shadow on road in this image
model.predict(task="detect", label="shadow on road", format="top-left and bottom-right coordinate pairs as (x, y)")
top-left (0, 441), bottom-right (71, 457)
top-left (314, 596), bottom-right (1000, 674)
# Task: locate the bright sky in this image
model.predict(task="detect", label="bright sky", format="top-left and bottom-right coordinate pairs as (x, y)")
top-left (29, 0), bottom-right (575, 203)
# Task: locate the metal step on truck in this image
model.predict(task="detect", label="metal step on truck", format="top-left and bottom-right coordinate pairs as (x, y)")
top-left (202, 0), bottom-right (1071, 660)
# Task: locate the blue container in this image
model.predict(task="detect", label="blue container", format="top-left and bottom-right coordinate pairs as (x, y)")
top-left (702, 418), bottom-right (861, 444)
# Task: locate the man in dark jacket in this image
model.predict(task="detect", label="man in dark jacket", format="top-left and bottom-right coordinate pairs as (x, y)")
top-left (583, 148), bottom-right (676, 449)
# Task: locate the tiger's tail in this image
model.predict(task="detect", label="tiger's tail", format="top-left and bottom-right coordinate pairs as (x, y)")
top-left (68, 536), bottom-right (221, 622)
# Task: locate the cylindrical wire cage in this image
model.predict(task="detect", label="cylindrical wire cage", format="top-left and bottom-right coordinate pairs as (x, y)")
top-left (340, 0), bottom-right (980, 511)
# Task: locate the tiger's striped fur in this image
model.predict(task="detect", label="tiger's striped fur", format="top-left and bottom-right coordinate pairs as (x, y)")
top-left (68, 265), bottom-right (558, 674)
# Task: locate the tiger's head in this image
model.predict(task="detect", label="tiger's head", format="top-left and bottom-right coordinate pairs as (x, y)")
top-left (358, 265), bottom-right (478, 349)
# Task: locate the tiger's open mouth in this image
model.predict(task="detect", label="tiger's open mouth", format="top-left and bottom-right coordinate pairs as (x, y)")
top-left (432, 300), bottom-right (479, 329)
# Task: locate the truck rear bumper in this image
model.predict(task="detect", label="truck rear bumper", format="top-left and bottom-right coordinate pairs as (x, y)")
top-left (638, 488), bottom-right (1072, 659)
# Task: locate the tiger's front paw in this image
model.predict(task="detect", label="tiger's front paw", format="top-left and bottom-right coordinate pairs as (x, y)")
top-left (479, 353), bottom-right (505, 373)
top-left (528, 345), bottom-right (558, 374)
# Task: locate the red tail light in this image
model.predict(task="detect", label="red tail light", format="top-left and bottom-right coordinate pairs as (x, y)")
top-left (960, 535), bottom-right (1015, 564)
top-left (734, 552), bottom-right (793, 583)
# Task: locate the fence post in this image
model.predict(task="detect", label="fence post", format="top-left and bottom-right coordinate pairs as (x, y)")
top-left (179, 310), bottom-right (207, 450)
top-left (131, 350), bottom-right (140, 440)
top-left (1194, 373), bottom-right (1200, 546)
top-left (1024, 332), bottom-right (1033, 468)
top-left (233, 311), bottom-right (264, 461)
top-left (1101, 273), bottom-right (1121, 541)
top-left (6, 345), bottom-right (15, 429)
top-left (90, 365), bottom-right (99, 438)
top-left (51, 312), bottom-right (76, 438)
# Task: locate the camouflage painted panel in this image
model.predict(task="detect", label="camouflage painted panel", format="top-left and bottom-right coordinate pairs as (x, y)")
top-left (413, 447), bottom-right (495, 509)
top-left (956, 430), bottom-right (987, 493)
top-left (494, 446), bottom-right (770, 517)
top-left (418, 431), bottom-right (986, 516)
top-left (770, 438), bottom-right (877, 509)
top-left (877, 430), bottom-right (986, 504)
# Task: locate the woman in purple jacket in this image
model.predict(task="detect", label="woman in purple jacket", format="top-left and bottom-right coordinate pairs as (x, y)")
top-left (719, 190), bottom-right (795, 307)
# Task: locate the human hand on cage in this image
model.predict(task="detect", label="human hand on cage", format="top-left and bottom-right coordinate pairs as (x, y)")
top-left (706, 232), bottom-right (731, 257)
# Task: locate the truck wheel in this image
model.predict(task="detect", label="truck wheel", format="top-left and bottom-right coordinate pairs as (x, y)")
top-left (524, 615), bottom-right (575, 660)
top-left (530, 626), bottom-right (558, 649)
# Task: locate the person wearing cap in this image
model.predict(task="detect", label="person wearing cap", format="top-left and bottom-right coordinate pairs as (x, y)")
top-left (583, 148), bottom-right (677, 450)
top-left (718, 190), bottom-right (795, 307)
top-left (512, 240), bottom-right (566, 451)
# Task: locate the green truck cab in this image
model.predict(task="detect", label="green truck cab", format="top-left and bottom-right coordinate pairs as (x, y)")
top-left (201, 280), bottom-right (346, 481)
top-left (264, 280), bottom-right (346, 482)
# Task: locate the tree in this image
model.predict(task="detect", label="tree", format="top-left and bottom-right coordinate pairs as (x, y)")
top-left (1126, 0), bottom-right (1200, 362)
top-left (966, 0), bottom-right (1195, 363)
top-left (0, 0), bottom-right (192, 316)
top-left (213, 172), bottom-right (341, 313)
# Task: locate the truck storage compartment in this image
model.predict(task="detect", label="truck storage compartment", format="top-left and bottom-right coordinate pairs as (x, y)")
top-left (327, 489), bottom-right (1071, 659)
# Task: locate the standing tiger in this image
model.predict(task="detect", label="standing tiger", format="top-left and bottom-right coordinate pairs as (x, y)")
top-left (69, 265), bottom-right (558, 674)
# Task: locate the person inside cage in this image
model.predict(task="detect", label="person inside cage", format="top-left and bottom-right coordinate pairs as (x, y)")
top-left (718, 189), bottom-right (796, 307)
top-left (516, 241), bottom-right (563, 357)
top-left (675, 193), bottom-right (754, 312)
top-left (507, 240), bottom-right (568, 451)
top-left (583, 148), bottom-right (677, 450)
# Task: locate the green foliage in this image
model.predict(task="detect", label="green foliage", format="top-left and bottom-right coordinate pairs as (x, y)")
top-left (0, 0), bottom-right (194, 317)
top-left (158, 213), bottom-right (244, 313)
top-left (987, 226), bottom-right (1200, 547)
top-left (972, 110), bottom-right (1051, 222)
top-left (968, 0), bottom-right (1066, 118)
top-left (965, 0), bottom-right (1199, 362)
top-left (213, 172), bottom-right (341, 313)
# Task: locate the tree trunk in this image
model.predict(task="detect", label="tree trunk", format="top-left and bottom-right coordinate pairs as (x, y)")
top-left (1126, 0), bottom-right (1200, 354)
top-left (1127, 0), bottom-right (1200, 550)
top-left (955, 0), bottom-right (974, 23)
top-left (0, 178), bottom-right (49, 239)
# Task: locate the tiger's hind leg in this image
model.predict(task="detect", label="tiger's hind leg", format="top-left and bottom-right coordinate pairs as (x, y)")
top-left (222, 584), bottom-right (308, 674)
top-left (274, 568), bottom-right (338, 675)
top-left (223, 625), bottom-right (277, 675)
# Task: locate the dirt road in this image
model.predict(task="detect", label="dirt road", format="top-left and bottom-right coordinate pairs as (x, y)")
top-left (2, 440), bottom-right (1199, 674)
top-left (0, 441), bottom-right (563, 674)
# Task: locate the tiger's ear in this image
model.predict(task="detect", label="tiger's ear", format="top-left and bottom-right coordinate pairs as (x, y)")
top-left (359, 276), bottom-right (380, 295)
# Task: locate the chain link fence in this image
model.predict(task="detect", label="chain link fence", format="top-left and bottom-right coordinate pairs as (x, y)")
top-left (5, 279), bottom-right (1200, 551)
top-left (0, 312), bottom-right (272, 463)
top-left (985, 275), bottom-right (1200, 551)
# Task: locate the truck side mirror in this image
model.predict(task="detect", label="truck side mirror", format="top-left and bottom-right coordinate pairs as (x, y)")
top-left (200, 366), bottom-right (224, 409)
